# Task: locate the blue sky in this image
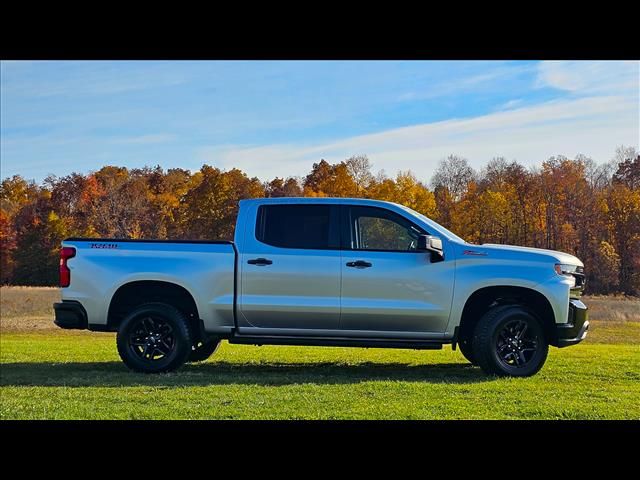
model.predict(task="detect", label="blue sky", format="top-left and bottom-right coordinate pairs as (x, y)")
top-left (1, 60), bottom-right (638, 183)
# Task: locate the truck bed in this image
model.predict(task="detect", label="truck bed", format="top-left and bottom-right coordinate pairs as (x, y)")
top-left (61, 238), bottom-right (237, 334)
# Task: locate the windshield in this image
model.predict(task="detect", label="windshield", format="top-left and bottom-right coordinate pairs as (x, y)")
top-left (398, 204), bottom-right (467, 244)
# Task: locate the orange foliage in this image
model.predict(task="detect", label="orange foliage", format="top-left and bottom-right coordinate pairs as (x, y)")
top-left (1, 153), bottom-right (638, 294)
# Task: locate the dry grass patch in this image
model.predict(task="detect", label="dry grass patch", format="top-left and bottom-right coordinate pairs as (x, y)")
top-left (582, 295), bottom-right (640, 322)
top-left (1, 287), bottom-right (60, 317)
top-left (0, 287), bottom-right (60, 331)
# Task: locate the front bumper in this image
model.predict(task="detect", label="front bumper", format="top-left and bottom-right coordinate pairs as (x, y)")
top-left (555, 299), bottom-right (589, 347)
top-left (53, 301), bottom-right (88, 330)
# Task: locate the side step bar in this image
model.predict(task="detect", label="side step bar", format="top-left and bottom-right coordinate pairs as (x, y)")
top-left (228, 335), bottom-right (443, 350)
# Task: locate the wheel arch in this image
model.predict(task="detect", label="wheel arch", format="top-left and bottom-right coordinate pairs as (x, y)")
top-left (457, 285), bottom-right (558, 346)
top-left (107, 280), bottom-right (202, 340)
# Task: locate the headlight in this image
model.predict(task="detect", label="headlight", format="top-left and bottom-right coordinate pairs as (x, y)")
top-left (554, 263), bottom-right (578, 287)
top-left (554, 263), bottom-right (579, 275)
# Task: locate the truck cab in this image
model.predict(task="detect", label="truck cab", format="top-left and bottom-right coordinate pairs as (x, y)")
top-left (236, 198), bottom-right (455, 337)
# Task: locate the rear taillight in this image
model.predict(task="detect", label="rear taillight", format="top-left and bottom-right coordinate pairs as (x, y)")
top-left (59, 247), bottom-right (76, 287)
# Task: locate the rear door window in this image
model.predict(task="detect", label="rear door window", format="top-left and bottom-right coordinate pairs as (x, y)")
top-left (256, 204), bottom-right (339, 250)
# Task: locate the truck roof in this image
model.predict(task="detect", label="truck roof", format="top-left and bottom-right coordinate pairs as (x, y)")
top-left (239, 197), bottom-right (401, 208)
top-left (239, 197), bottom-right (467, 243)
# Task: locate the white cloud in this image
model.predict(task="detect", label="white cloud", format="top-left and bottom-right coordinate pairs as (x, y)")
top-left (3, 61), bottom-right (638, 183)
top-left (197, 94), bottom-right (639, 182)
top-left (536, 60), bottom-right (639, 95)
top-left (197, 62), bottom-right (639, 181)
top-left (497, 99), bottom-right (523, 110)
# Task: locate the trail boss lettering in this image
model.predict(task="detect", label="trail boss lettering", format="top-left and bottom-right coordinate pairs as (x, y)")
top-left (90, 243), bottom-right (118, 249)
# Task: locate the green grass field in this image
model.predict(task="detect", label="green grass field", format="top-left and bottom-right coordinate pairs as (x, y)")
top-left (1, 288), bottom-right (639, 419)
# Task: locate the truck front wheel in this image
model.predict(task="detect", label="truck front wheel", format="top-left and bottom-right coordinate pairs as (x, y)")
top-left (116, 302), bottom-right (192, 373)
top-left (472, 305), bottom-right (548, 377)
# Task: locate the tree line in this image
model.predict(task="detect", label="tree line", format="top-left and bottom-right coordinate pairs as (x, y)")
top-left (1, 147), bottom-right (639, 295)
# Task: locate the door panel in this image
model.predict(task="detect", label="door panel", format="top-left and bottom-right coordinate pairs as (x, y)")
top-left (240, 249), bottom-right (341, 329)
top-left (340, 205), bottom-right (454, 334)
top-left (238, 204), bottom-right (341, 331)
top-left (341, 250), bottom-right (454, 333)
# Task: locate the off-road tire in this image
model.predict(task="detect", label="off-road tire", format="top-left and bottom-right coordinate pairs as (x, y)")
top-left (116, 302), bottom-right (192, 373)
top-left (472, 305), bottom-right (548, 377)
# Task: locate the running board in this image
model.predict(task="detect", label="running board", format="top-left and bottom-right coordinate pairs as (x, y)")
top-left (228, 335), bottom-right (443, 350)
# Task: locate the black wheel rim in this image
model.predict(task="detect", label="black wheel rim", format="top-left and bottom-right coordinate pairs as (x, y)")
top-left (128, 316), bottom-right (176, 362)
top-left (495, 319), bottom-right (540, 369)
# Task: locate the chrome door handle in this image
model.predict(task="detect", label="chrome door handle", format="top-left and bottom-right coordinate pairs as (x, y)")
top-left (346, 260), bottom-right (372, 268)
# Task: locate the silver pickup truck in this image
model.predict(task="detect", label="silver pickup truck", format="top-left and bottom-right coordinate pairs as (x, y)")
top-left (54, 197), bottom-right (589, 377)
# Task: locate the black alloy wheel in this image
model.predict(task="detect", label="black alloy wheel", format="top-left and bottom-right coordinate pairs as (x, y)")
top-left (472, 305), bottom-right (549, 377)
top-left (494, 318), bottom-right (540, 369)
top-left (116, 302), bottom-right (192, 373)
top-left (129, 316), bottom-right (176, 362)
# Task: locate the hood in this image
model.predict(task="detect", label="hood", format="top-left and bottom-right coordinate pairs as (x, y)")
top-left (462, 243), bottom-right (583, 266)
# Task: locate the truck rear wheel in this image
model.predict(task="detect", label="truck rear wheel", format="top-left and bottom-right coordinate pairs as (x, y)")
top-left (188, 339), bottom-right (221, 362)
top-left (457, 337), bottom-right (477, 365)
top-left (116, 302), bottom-right (192, 373)
top-left (472, 305), bottom-right (548, 377)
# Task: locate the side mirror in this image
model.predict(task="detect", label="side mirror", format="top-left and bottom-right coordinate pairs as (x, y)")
top-left (417, 234), bottom-right (444, 261)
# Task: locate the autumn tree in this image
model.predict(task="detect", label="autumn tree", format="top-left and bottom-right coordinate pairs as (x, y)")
top-left (144, 167), bottom-right (194, 238)
top-left (265, 177), bottom-right (303, 197)
top-left (431, 155), bottom-right (476, 230)
top-left (45, 172), bottom-right (102, 237)
top-left (181, 166), bottom-right (264, 240)
top-left (0, 209), bottom-right (15, 284)
top-left (589, 241), bottom-right (621, 294)
top-left (345, 155), bottom-right (374, 194)
top-left (432, 185), bottom-right (454, 229)
top-left (1, 146), bottom-right (638, 293)
top-left (303, 160), bottom-right (333, 195)
top-left (86, 166), bottom-right (141, 237)
top-left (537, 156), bottom-right (592, 254)
top-left (431, 155), bottom-right (476, 202)
top-left (0, 176), bottom-right (41, 284)
top-left (0, 175), bottom-right (40, 217)
top-left (369, 171), bottom-right (436, 218)
top-left (605, 155), bottom-right (640, 295)
top-left (303, 160), bottom-right (360, 197)
top-left (477, 158), bottom-right (532, 244)
top-left (11, 190), bottom-right (68, 286)
top-left (612, 154), bottom-right (640, 190)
